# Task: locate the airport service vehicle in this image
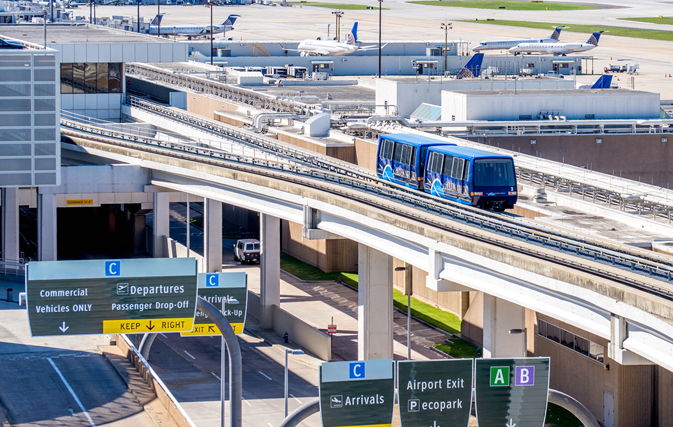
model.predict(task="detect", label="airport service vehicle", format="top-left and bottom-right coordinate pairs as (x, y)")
top-left (148, 13), bottom-right (240, 36)
top-left (234, 239), bottom-right (260, 263)
top-left (472, 26), bottom-right (566, 52)
top-left (376, 134), bottom-right (518, 211)
top-left (509, 31), bottom-right (604, 56)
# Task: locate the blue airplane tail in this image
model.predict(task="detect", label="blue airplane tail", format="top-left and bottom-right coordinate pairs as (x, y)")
top-left (347, 22), bottom-right (358, 45)
top-left (587, 30), bottom-right (605, 46)
top-left (223, 14), bottom-right (240, 26)
top-left (150, 14), bottom-right (163, 25)
top-left (456, 53), bottom-right (484, 78)
top-left (591, 74), bottom-right (613, 89)
top-left (550, 26), bottom-right (566, 41)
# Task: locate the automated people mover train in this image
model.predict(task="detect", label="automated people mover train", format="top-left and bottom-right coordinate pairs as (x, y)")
top-left (376, 133), bottom-right (518, 211)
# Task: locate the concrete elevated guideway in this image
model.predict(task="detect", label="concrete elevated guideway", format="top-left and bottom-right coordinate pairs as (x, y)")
top-left (57, 122), bottom-right (673, 375)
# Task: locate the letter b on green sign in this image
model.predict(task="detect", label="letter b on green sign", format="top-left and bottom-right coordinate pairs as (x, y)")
top-left (490, 366), bottom-right (510, 386)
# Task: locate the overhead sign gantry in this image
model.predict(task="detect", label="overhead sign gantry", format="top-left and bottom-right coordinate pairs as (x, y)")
top-left (26, 258), bottom-right (198, 336)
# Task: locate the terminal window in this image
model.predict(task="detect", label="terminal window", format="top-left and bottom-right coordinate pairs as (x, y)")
top-left (538, 319), bottom-right (604, 363)
top-left (60, 63), bottom-right (123, 94)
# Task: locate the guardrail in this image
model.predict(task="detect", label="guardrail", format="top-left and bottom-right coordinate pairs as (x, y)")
top-left (0, 259), bottom-right (26, 277)
top-left (61, 115), bottom-right (673, 303)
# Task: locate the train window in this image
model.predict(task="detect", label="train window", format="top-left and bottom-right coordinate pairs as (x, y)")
top-left (442, 155), bottom-right (454, 176)
top-left (429, 152), bottom-right (443, 173)
top-left (400, 144), bottom-right (413, 165)
top-left (463, 161), bottom-right (470, 181)
top-left (456, 158), bottom-right (466, 180)
top-left (451, 157), bottom-right (461, 179)
top-left (474, 159), bottom-right (516, 187)
top-left (393, 143), bottom-right (406, 162)
top-left (380, 139), bottom-right (394, 160)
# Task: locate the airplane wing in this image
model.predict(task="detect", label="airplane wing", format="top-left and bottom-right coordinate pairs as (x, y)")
top-left (357, 43), bottom-right (388, 51)
top-left (278, 43), bottom-right (301, 52)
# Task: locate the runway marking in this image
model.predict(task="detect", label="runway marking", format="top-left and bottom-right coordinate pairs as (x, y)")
top-left (257, 370), bottom-right (273, 381)
top-left (211, 372), bottom-right (221, 380)
top-left (48, 358), bottom-right (96, 427)
top-left (290, 393), bottom-right (302, 404)
top-left (242, 397), bottom-right (252, 406)
top-left (183, 350), bottom-right (196, 360)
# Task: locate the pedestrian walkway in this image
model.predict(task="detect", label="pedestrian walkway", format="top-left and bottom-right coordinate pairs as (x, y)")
top-left (223, 263), bottom-right (450, 361)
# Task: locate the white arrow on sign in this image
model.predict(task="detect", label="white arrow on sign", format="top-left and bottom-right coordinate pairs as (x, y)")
top-left (506, 419), bottom-right (516, 427)
top-left (58, 322), bottom-right (69, 333)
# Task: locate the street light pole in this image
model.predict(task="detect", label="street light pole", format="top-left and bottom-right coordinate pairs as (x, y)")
top-left (331, 11), bottom-right (343, 41)
top-left (395, 265), bottom-right (413, 360)
top-left (210, 0), bottom-right (213, 65)
top-left (509, 328), bottom-right (528, 357)
top-left (221, 297), bottom-right (239, 427)
top-left (378, 0), bottom-right (382, 78)
top-left (157, 0), bottom-right (160, 37)
top-left (284, 348), bottom-right (305, 417)
top-left (441, 22), bottom-right (452, 74)
top-left (137, 0), bottom-right (140, 33)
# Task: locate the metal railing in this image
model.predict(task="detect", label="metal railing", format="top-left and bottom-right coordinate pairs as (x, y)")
top-left (0, 259), bottom-right (26, 277)
top-left (60, 115), bottom-right (673, 302)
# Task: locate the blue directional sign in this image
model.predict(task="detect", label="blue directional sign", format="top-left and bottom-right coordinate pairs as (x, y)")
top-left (320, 359), bottom-right (395, 427)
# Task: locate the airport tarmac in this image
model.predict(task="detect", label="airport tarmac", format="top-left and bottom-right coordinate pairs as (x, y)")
top-left (91, 1), bottom-right (673, 98)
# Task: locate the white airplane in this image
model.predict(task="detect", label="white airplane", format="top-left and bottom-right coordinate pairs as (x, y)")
top-left (281, 22), bottom-right (385, 57)
top-left (148, 14), bottom-right (240, 36)
top-left (472, 27), bottom-right (566, 52)
top-left (508, 31), bottom-right (605, 56)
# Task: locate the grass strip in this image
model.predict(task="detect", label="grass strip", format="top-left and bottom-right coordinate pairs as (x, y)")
top-left (288, 2), bottom-right (388, 9)
top-left (407, 0), bottom-right (596, 11)
top-left (280, 253), bottom-right (358, 288)
top-left (618, 17), bottom-right (673, 26)
top-left (545, 403), bottom-right (583, 426)
top-left (434, 341), bottom-right (478, 358)
top-left (463, 19), bottom-right (673, 42)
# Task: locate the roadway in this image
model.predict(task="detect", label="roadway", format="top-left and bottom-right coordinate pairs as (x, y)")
top-left (0, 297), bottom-right (164, 427)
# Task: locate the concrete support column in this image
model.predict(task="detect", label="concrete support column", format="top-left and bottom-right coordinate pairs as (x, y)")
top-left (152, 192), bottom-right (169, 258)
top-left (483, 294), bottom-right (526, 358)
top-left (37, 192), bottom-right (57, 261)
top-left (358, 244), bottom-right (393, 360)
top-left (2, 188), bottom-right (19, 261)
top-left (204, 198), bottom-right (222, 273)
top-left (259, 213), bottom-right (280, 330)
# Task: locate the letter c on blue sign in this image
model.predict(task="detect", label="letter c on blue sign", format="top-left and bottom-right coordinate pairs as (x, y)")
top-left (105, 261), bottom-right (120, 276)
top-left (206, 274), bottom-right (219, 287)
top-left (349, 362), bottom-right (364, 379)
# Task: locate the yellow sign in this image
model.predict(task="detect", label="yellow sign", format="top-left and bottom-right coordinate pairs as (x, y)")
top-left (181, 322), bottom-right (244, 336)
top-left (66, 199), bottom-right (94, 206)
top-left (102, 318), bottom-right (194, 333)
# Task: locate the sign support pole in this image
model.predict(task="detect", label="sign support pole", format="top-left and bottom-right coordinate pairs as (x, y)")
top-left (197, 297), bottom-right (242, 427)
top-left (221, 298), bottom-right (227, 427)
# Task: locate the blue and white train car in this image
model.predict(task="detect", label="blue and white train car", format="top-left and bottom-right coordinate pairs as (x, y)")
top-left (424, 145), bottom-right (518, 211)
top-left (376, 133), bottom-right (453, 190)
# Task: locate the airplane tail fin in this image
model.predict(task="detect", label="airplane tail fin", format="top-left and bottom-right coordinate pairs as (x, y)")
top-left (550, 26), bottom-right (566, 41)
top-left (456, 53), bottom-right (484, 78)
top-left (587, 30), bottom-right (605, 46)
top-left (223, 14), bottom-right (240, 26)
top-left (150, 14), bottom-right (163, 25)
top-left (591, 74), bottom-right (613, 89)
top-left (346, 22), bottom-right (358, 45)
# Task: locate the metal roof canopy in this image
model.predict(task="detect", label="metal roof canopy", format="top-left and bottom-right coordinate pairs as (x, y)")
top-left (310, 60), bottom-right (334, 65)
top-left (552, 60), bottom-right (577, 64)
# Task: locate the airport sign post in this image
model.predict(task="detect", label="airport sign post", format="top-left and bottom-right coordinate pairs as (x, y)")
top-left (26, 258), bottom-right (198, 336)
top-left (475, 357), bottom-right (550, 427)
top-left (398, 359), bottom-right (473, 427)
top-left (181, 272), bottom-right (248, 336)
top-left (320, 359), bottom-right (395, 427)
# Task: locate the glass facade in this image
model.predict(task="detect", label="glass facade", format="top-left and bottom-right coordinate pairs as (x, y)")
top-left (60, 62), bottom-right (123, 94)
top-left (538, 319), bottom-right (605, 363)
top-left (0, 50), bottom-right (59, 187)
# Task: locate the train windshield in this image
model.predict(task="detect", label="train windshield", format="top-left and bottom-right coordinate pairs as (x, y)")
top-left (473, 159), bottom-right (516, 187)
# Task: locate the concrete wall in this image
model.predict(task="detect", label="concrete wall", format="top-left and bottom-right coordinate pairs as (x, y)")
top-left (354, 137), bottom-right (378, 171)
top-left (186, 92), bottom-right (242, 120)
top-left (281, 221), bottom-right (358, 273)
top-left (247, 290), bottom-right (332, 361)
top-left (163, 235), bottom-right (205, 272)
top-left (275, 131), bottom-right (355, 163)
top-left (466, 134), bottom-right (673, 187)
top-left (376, 77), bottom-right (575, 118)
top-left (443, 90), bottom-right (661, 121)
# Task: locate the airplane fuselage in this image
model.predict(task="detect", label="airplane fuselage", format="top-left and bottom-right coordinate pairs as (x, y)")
top-left (149, 24), bottom-right (233, 36)
top-left (509, 42), bottom-right (595, 55)
top-left (472, 38), bottom-right (558, 52)
top-left (296, 39), bottom-right (358, 56)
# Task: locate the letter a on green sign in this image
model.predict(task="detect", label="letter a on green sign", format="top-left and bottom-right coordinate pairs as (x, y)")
top-left (490, 366), bottom-right (509, 386)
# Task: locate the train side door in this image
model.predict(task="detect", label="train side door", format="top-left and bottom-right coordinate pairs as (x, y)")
top-left (393, 143), bottom-right (413, 183)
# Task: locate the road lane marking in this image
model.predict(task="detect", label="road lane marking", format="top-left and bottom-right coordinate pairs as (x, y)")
top-left (257, 371), bottom-right (272, 381)
top-left (290, 393), bottom-right (302, 404)
top-left (211, 372), bottom-right (221, 380)
top-left (160, 333), bottom-right (168, 338)
top-left (268, 424), bottom-right (273, 427)
top-left (48, 358), bottom-right (96, 427)
top-left (183, 350), bottom-right (196, 360)
top-left (242, 397), bottom-right (252, 406)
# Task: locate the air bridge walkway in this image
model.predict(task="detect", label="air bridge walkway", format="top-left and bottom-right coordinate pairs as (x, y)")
top-left (56, 107), bottom-right (673, 378)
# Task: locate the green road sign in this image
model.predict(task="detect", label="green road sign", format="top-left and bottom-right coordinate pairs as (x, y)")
top-left (320, 359), bottom-right (395, 427)
top-left (182, 272), bottom-right (248, 336)
top-left (398, 359), bottom-right (473, 427)
top-left (26, 258), bottom-right (198, 337)
top-left (475, 357), bottom-right (550, 427)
